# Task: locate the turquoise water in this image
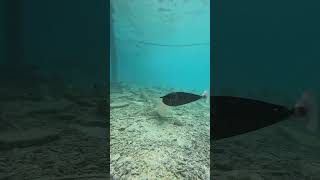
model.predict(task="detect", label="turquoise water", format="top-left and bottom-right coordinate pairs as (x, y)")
top-left (111, 0), bottom-right (210, 92)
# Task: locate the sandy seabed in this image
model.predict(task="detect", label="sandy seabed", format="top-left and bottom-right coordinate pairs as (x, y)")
top-left (0, 87), bottom-right (108, 180)
top-left (110, 83), bottom-right (210, 179)
top-left (212, 111), bottom-right (320, 179)
top-left (2, 82), bottom-right (319, 180)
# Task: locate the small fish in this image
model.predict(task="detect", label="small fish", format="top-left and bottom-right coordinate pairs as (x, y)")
top-left (213, 91), bottom-right (318, 140)
top-left (161, 91), bottom-right (208, 106)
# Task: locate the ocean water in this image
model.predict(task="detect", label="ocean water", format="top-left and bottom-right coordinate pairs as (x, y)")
top-left (111, 0), bottom-right (210, 92)
top-left (110, 0), bottom-right (210, 179)
top-left (213, 0), bottom-right (320, 179)
top-left (0, 1), bottom-right (108, 179)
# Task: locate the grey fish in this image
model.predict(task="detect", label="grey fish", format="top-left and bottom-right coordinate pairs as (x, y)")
top-left (161, 91), bottom-right (208, 106)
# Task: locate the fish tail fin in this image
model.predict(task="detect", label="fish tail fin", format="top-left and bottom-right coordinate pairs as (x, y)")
top-left (294, 91), bottom-right (319, 132)
top-left (202, 90), bottom-right (209, 103)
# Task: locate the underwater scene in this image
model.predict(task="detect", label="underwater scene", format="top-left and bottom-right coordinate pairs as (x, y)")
top-left (0, 1), bottom-right (108, 179)
top-left (110, 0), bottom-right (210, 179)
top-left (212, 0), bottom-right (320, 179)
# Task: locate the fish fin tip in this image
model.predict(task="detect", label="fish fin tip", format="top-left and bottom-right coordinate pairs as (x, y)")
top-left (295, 91), bottom-right (319, 132)
top-left (202, 90), bottom-right (209, 103)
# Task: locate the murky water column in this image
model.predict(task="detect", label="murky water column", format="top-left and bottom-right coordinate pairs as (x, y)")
top-left (3, 0), bottom-right (24, 64)
top-left (110, 1), bottom-right (118, 83)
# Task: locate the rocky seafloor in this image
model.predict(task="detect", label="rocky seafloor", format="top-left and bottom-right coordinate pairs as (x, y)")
top-left (111, 83), bottom-right (320, 179)
top-left (110, 83), bottom-right (210, 179)
top-left (2, 80), bottom-right (319, 180)
top-left (0, 86), bottom-right (108, 180)
top-left (212, 110), bottom-right (320, 179)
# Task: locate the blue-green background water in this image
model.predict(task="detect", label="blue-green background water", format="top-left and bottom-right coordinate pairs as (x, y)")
top-left (111, 0), bottom-right (210, 92)
top-left (0, 0), bottom-right (107, 90)
top-left (213, 0), bottom-right (320, 101)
